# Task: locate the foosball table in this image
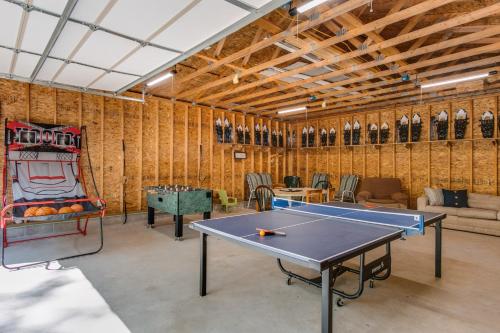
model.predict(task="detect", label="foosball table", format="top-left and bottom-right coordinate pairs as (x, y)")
top-left (145, 185), bottom-right (213, 240)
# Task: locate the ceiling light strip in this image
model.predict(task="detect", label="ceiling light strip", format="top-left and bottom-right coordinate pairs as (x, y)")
top-left (420, 72), bottom-right (490, 89)
top-left (277, 106), bottom-right (307, 114)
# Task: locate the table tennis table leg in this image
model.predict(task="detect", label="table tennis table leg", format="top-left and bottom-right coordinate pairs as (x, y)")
top-left (200, 233), bottom-right (207, 296)
top-left (321, 266), bottom-right (333, 333)
top-left (435, 220), bottom-right (442, 278)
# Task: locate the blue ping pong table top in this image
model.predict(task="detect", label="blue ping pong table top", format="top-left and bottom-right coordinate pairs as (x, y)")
top-left (191, 201), bottom-right (444, 270)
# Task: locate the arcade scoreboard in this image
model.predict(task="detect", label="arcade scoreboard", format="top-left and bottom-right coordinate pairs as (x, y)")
top-left (145, 185), bottom-right (212, 240)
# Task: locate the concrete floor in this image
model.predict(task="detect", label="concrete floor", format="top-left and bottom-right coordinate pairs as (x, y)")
top-left (1, 207), bottom-right (500, 333)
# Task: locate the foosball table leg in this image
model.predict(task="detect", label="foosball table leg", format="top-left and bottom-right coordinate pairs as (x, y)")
top-left (147, 206), bottom-right (155, 228)
top-left (175, 215), bottom-right (183, 240)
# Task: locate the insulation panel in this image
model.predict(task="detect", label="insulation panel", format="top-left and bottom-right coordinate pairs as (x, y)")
top-left (113, 46), bottom-right (179, 76)
top-left (20, 11), bottom-right (58, 53)
top-left (55, 63), bottom-right (105, 87)
top-left (13, 52), bottom-right (40, 78)
top-left (99, 0), bottom-right (188, 41)
top-left (0, 1), bottom-right (23, 48)
top-left (72, 31), bottom-right (139, 69)
top-left (151, 0), bottom-right (248, 52)
top-left (0, 48), bottom-right (13, 74)
top-left (50, 21), bottom-right (89, 59)
top-left (89, 72), bottom-right (139, 91)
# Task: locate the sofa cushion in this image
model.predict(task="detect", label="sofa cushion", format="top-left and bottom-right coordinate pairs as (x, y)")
top-left (422, 205), bottom-right (459, 216)
top-left (424, 187), bottom-right (444, 206)
top-left (443, 189), bottom-right (468, 208)
top-left (456, 207), bottom-right (497, 220)
top-left (468, 193), bottom-right (500, 211)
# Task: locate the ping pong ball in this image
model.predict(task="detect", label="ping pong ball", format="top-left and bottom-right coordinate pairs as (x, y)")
top-left (259, 230), bottom-right (266, 236)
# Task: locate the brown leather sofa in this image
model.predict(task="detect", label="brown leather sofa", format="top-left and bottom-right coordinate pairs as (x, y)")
top-left (356, 178), bottom-right (408, 208)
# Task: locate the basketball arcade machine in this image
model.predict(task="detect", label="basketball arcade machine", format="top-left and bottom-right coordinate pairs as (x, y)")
top-left (1, 120), bottom-right (106, 269)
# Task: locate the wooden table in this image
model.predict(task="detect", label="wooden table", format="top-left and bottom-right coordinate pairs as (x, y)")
top-left (273, 187), bottom-right (332, 203)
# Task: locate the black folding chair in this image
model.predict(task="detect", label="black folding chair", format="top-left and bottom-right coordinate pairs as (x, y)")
top-left (254, 185), bottom-right (275, 212)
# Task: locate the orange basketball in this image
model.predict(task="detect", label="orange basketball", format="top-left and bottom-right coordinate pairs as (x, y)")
top-left (49, 207), bottom-right (58, 215)
top-left (58, 206), bottom-right (74, 214)
top-left (24, 207), bottom-right (39, 217)
top-left (35, 207), bottom-right (53, 216)
top-left (70, 204), bottom-right (84, 212)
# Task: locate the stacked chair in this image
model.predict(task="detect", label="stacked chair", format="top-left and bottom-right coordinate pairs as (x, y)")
top-left (246, 173), bottom-right (273, 208)
top-left (333, 175), bottom-right (359, 202)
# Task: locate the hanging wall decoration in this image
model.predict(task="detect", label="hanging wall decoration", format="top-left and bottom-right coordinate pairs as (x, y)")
top-left (244, 125), bottom-right (251, 144)
top-left (344, 121), bottom-right (352, 145)
top-left (454, 109), bottom-right (468, 140)
top-left (236, 124), bottom-right (244, 144)
top-left (380, 122), bottom-right (389, 144)
top-left (398, 115), bottom-right (409, 143)
top-left (329, 128), bottom-right (336, 146)
top-left (436, 111), bottom-right (448, 140)
top-left (411, 113), bottom-right (422, 142)
top-left (481, 111), bottom-right (494, 138)
top-left (262, 124), bottom-right (269, 146)
top-left (301, 127), bottom-right (307, 147)
top-left (215, 117), bottom-right (223, 143)
top-left (308, 126), bottom-right (315, 147)
top-left (271, 129), bottom-right (278, 147)
top-left (320, 128), bottom-right (327, 146)
top-left (255, 123), bottom-right (261, 145)
top-left (368, 123), bottom-right (378, 144)
top-left (352, 120), bottom-right (361, 145)
top-left (279, 130), bottom-right (284, 147)
top-left (223, 118), bottom-right (233, 143)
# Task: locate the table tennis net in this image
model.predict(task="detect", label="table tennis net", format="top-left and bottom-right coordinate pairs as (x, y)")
top-left (272, 197), bottom-right (425, 235)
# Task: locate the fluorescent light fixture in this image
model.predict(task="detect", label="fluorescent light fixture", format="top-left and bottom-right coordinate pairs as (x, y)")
top-left (146, 72), bottom-right (173, 87)
top-left (297, 0), bottom-right (329, 13)
top-left (277, 106), bottom-right (307, 114)
top-left (421, 73), bottom-right (489, 89)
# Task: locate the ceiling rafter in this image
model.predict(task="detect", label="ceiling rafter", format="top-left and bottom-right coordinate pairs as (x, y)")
top-left (234, 30), bottom-right (500, 111)
top-left (176, 0), bottom-right (460, 101)
top-left (173, 0), bottom-right (373, 91)
top-left (256, 54), bottom-right (500, 114)
top-left (202, 3), bottom-right (499, 108)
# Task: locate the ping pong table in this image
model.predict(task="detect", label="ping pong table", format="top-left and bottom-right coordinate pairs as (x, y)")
top-left (190, 198), bottom-right (446, 333)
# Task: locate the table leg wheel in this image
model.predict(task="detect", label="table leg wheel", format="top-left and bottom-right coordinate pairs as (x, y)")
top-left (369, 280), bottom-right (374, 288)
top-left (336, 298), bottom-right (345, 307)
top-left (287, 277), bottom-right (292, 285)
top-left (175, 237), bottom-right (183, 241)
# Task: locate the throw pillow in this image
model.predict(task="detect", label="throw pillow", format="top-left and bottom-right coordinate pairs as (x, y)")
top-left (424, 187), bottom-right (444, 206)
top-left (442, 189), bottom-right (468, 208)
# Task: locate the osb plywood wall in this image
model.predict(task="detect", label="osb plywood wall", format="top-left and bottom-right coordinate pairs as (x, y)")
top-left (0, 79), bottom-right (286, 215)
top-left (288, 94), bottom-right (500, 208)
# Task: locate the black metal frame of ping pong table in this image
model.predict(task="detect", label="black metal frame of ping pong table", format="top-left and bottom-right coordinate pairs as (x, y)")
top-left (195, 214), bottom-right (445, 333)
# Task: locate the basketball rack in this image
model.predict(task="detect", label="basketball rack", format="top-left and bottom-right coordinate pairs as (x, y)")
top-left (1, 120), bottom-right (106, 269)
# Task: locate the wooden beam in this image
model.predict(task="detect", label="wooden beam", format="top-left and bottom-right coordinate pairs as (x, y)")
top-left (175, 0), bottom-right (371, 88)
top-left (178, 0), bottom-right (458, 101)
top-left (213, 37), bottom-right (226, 58)
top-left (243, 27), bottom-right (500, 112)
top-left (200, 2), bottom-right (493, 105)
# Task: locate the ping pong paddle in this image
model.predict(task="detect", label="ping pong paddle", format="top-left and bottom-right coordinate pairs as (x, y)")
top-left (257, 228), bottom-right (286, 237)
